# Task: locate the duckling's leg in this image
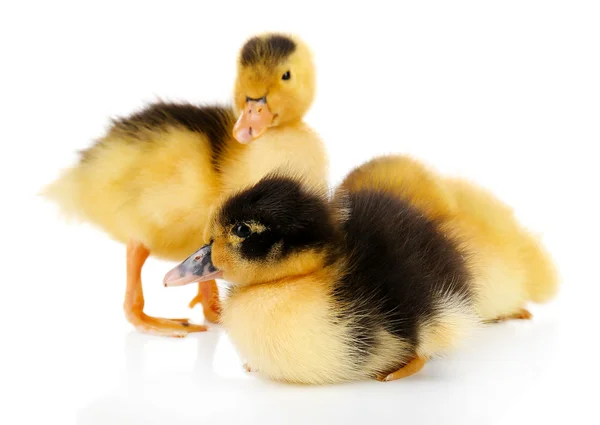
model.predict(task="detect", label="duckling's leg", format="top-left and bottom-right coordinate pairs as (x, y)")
top-left (485, 307), bottom-right (533, 323)
top-left (188, 281), bottom-right (221, 323)
top-left (376, 357), bottom-right (427, 382)
top-left (125, 240), bottom-right (207, 337)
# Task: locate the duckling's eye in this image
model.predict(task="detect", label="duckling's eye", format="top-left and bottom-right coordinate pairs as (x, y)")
top-left (281, 71), bottom-right (291, 81)
top-left (233, 223), bottom-right (251, 238)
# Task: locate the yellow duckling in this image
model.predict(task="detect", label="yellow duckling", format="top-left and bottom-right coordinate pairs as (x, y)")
top-left (43, 33), bottom-right (328, 337)
top-left (164, 156), bottom-right (558, 383)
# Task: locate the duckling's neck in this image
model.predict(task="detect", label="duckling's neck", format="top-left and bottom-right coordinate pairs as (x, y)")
top-left (269, 244), bottom-right (347, 290)
top-left (228, 260), bottom-right (340, 302)
top-left (267, 119), bottom-right (309, 136)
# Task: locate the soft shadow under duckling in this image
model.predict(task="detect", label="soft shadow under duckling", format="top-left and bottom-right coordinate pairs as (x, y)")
top-left (165, 157), bottom-right (558, 384)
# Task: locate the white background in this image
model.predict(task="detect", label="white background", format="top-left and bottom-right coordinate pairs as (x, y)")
top-left (1, 1), bottom-right (599, 424)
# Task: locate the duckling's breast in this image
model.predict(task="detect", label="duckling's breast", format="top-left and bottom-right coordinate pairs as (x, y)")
top-left (222, 276), bottom-right (366, 385)
top-left (219, 123), bottom-right (329, 195)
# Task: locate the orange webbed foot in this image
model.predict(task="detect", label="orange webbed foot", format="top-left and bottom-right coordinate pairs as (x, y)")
top-left (126, 311), bottom-right (207, 338)
top-left (376, 357), bottom-right (427, 382)
top-left (487, 308), bottom-right (533, 323)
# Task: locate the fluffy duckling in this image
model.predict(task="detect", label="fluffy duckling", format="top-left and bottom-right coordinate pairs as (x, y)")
top-left (43, 33), bottom-right (328, 337)
top-left (164, 156), bottom-right (558, 384)
top-left (340, 156), bottom-right (559, 322)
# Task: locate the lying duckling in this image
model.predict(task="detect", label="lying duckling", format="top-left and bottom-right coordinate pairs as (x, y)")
top-left (340, 156), bottom-right (559, 323)
top-left (43, 33), bottom-right (328, 337)
top-left (164, 156), bottom-right (558, 384)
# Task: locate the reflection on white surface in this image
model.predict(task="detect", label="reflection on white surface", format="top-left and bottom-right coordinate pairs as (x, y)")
top-left (76, 317), bottom-right (564, 425)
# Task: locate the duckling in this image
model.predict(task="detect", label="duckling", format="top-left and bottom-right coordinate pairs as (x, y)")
top-left (42, 33), bottom-right (328, 337)
top-left (340, 155), bottom-right (559, 322)
top-left (164, 156), bottom-right (558, 384)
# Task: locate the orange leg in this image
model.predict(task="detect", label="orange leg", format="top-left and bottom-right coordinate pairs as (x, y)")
top-left (124, 240), bottom-right (207, 337)
top-left (486, 307), bottom-right (533, 323)
top-left (188, 280), bottom-right (221, 324)
top-left (376, 357), bottom-right (427, 382)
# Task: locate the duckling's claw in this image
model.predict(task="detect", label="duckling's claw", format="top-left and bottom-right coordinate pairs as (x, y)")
top-left (376, 357), bottom-right (426, 382)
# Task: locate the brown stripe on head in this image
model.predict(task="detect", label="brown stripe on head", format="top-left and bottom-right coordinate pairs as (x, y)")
top-left (240, 34), bottom-right (297, 67)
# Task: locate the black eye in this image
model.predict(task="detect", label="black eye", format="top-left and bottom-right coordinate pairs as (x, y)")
top-left (282, 71), bottom-right (291, 80)
top-left (233, 223), bottom-right (251, 238)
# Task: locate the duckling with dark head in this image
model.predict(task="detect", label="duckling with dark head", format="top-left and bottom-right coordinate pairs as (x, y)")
top-left (165, 155), bottom-right (558, 384)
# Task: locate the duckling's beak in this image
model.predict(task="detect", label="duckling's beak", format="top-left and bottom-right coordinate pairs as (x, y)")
top-left (163, 244), bottom-right (223, 287)
top-left (233, 97), bottom-right (274, 143)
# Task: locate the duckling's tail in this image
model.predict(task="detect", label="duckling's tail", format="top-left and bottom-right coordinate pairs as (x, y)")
top-left (519, 231), bottom-right (560, 304)
top-left (445, 176), bottom-right (559, 306)
top-left (39, 167), bottom-right (86, 222)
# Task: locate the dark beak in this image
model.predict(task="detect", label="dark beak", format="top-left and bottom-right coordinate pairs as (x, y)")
top-left (163, 244), bottom-right (223, 287)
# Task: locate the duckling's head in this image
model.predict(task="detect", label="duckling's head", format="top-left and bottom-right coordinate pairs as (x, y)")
top-left (163, 175), bottom-right (336, 288)
top-left (233, 33), bottom-right (315, 143)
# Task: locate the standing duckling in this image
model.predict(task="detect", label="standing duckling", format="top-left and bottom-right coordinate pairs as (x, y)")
top-left (43, 33), bottom-right (328, 337)
top-left (164, 156), bottom-right (558, 384)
